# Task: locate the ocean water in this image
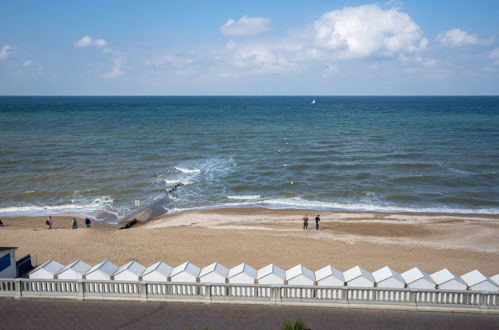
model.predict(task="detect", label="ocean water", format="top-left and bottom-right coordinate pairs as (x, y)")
top-left (1, 96), bottom-right (498, 221)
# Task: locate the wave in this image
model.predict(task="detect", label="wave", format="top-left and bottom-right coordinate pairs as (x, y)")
top-left (167, 197), bottom-right (499, 215)
top-left (226, 195), bottom-right (261, 200)
top-left (163, 179), bottom-right (194, 186)
top-left (0, 196), bottom-right (115, 217)
top-left (175, 167), bottom-right (201, 174)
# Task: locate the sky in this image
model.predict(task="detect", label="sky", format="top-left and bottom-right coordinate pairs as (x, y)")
top-left (1, 0), bottom-right (499, 95)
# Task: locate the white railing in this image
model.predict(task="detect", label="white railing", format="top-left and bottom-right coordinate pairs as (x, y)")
top-left (0, 278), bottom-right (498, 313)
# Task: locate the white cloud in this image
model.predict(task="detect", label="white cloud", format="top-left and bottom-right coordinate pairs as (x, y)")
top-left (23, 60), bottom-right (32, 67)
top-left (104, 57), bottom-right (125, 78)
top-left (489, 47), bottom-right (499, 65)
top-left (102, 48), bottom-right (113, 54)
top-left (74, 36), bottom-right (109, 48)
top-left (220, 16), bottom-right (271, 36)
top-left (0, 45), bottom-right (13, 61)
top-left (312, 5), bottom-right (427, 59)
top-left (93, 39), bottom-right (107, 48)
top-left (437, 29), bottom-right (487, 47)
top-left (74, 35), bottom-right (93, 48)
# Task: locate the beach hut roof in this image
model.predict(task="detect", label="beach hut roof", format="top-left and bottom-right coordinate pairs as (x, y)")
top-left (490, 274), bottom-right (499, 286)
top-left (343, 266), bottom-right (374, 282)
top-left (114, 261), bottom-right (145, 277)
top-left (86, 261), bottom-right (118, 276)
top-left (228, 263), bottom-right (257, 279)
top-left (401, 267), bottom-right (434, 284)
top-left (199, 262), bottom-right (229, 278)
top-left (461, 270), bottom-right (489, 287)
top-left (30, 260), bottom-right (64, 276)
top-left (372, 266), bottom-right (404, 284)
top-left (431, 268), bottom-right (465, 286)
top-left (57, 260), bottom-right (91, 276)
top-left (285, 264), bottom-right (315, 281)
top-left (171, 262), bottom-right (200, 278)
top-left (257, 264), bottom-right (286, 280)
top-left (315, 265), bottom-right (344, 282)
top-left (142, 262), bottom-right (172, 277)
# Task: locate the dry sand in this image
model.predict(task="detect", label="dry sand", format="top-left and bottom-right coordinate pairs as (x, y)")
top-left (1, 208), bottom-right (498, 276)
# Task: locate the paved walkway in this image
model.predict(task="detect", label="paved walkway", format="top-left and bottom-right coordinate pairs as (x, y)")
top-left (1, 298), bottom-right (498, 329)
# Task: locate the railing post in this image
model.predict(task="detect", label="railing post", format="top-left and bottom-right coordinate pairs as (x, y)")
top-left (139, 282), bottom-right (147, 301)
top-left (204, 284), bottom-right (212, 302)
top-left (76, 280), bottom-right (84, 300)
top-left (14, 280), bottom-right (22, 299)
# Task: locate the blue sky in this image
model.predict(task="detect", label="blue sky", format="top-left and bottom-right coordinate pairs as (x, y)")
top-left (1, 0), bottom-right (499, 95)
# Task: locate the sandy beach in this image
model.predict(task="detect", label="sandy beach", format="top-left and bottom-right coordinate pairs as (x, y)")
top-left (1, 208), bottom-right (498, 276)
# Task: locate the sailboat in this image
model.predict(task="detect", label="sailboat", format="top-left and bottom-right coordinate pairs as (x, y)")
top-left (311, 98), bottom-right (316, 104)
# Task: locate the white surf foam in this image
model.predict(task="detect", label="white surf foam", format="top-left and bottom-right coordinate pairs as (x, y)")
top-left (0, 196), bottom-right (115, 217)
top-left (163, 179), bottom-right (194, 186)
top-left (175, 167), bottom-right (201, 174)
top-left (227, 195), bottom-right (261, 200)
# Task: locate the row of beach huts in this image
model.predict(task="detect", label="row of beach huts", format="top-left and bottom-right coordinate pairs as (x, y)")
top-left (28, 259), bottom-right (499, 292)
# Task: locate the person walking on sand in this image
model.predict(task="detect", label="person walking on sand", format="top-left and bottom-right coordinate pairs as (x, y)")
top-left (72, 217), bottom-right (78, 229)
top-left (47, 216), bottom-right (53, 230)
top-left (315, 214), bottom-right (320, 230)
top-left (302, 215), bottom-right (309, 230)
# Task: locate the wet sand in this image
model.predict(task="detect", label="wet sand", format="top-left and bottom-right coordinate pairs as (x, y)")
top-left (1, 209), bottom-right (498, 276)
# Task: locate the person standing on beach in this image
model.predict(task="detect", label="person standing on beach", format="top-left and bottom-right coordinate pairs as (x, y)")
top-left (47, 216), bottom-right (53, 229)
top-left (85, 217), bottom-right (92, 228)
top-left (72, 217), bottom-right (78, 229)
top-left (315, 215), bottom-right (320, 230)
top-left (303, 215), bottom-right (308, 230)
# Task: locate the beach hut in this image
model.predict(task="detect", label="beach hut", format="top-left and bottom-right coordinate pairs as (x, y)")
top-left (490, 274), bottom-right (499, 287)
top-left (343, 266), bottom-right (375, 287)
top-left (29, 260), bottom-right (64, 279)
top-left (56, 260), bottom-right (91, 280)
top-left (286, 265), bottom-right (315, 286)
top-left (372, 266), bottom-right (405, 288)
top-left (199, 262), bottom-right (229, 284)
top-left (431, 269), bottom-right (467, 290)
top-left (141, 262), bottom-right (173, 282)
top-left (461, 270), bottom-right (499, 292)
top-left (113, 261), bottom-right (145, 281)
top-left (315, 266), bottom-right (344, 287)
top-left (0, 247), bottom-right (17, 278)
top-left (401, 267), bottom-right (436, 290)
top-left (228, 263), bottom-right (257, 284)
top-left (84, 261), bottom-right (118, 281)
top-left (170, 262), bottom-right (200, 283)
top-left (257, 264), bottom-right (286, 285)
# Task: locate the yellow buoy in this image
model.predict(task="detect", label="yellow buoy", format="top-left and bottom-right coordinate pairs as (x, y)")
top-left (290, 181), bottom-right (294, 184)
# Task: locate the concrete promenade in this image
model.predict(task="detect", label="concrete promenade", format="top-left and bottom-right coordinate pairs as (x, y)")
top-left (1, 298), bottom-right (498, 329)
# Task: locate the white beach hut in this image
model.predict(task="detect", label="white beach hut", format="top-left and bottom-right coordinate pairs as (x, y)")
top-left (343, 266), bottom-right (375, 287)
top-left (56, 260), bottom-right (91, 280)
top-left (257, 264), bottom-right (286, 285)
top-left (401, 267), bottom-right (436, 290)
top-left (373, 266), bottom-right (405, 288)
top-left (286, 265), bottom-right (315, 286)
top-left (29, 260), bottom-right (64, 279)
top-left (113, 261), bottom-right (145, 281)
top-left (84, 261), bottom-right (119, 281)
top-left (431, 269), bottom-right (467, 290)
top-left (461, 270), bottom-right (499, 292)
top-left (141, 262), bottom-right (173, 282)
top-left (490, 274), bottom-right (499, 287)
top-left (315, 266), bottom-right (345, 287)
top-left (170, 262), bottom-right (200, 283)
top-left (199, 262), bottom-right (229, 284)
top-left (228, 263), bottom-right (257, 284)
top-left (0, 247), bottom-right (17, 278)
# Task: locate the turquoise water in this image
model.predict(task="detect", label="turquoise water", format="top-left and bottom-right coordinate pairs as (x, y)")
top-left (1, 96), bottom-right (498, 221)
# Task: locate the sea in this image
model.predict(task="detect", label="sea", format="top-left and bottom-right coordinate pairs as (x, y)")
top-left (1, 96), bottom-right (498, 223)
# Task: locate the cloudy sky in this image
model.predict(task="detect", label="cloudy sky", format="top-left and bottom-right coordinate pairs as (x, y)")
top-left (1, 0), bottom-right (498, 95)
